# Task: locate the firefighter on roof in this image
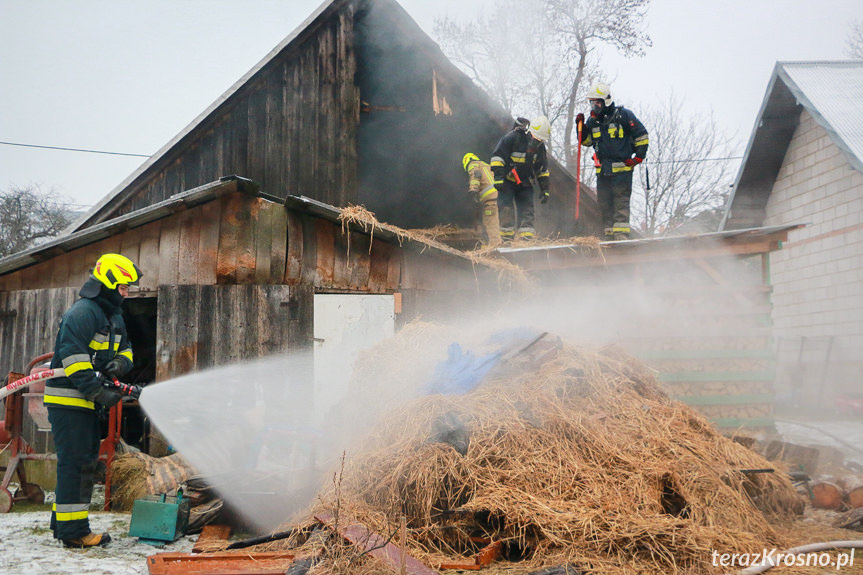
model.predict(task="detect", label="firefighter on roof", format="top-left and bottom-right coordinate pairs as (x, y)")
top-left (578, 82), bottom-right (648, 240)
top-left (490, 115), bottom-right (551, 241)
top-left (463, 152), bottom-right (502, 248)
top-left (44, 253), bottom-right (141, 548)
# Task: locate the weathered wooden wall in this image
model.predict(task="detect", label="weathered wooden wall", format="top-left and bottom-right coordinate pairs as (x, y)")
top-left (0, 191), bottom-right (493, 382)
top-left (0, 288), bottom-right (78, 376)
top-left (0, 192), bottom-right (416, 296)
top-left (155, 284), bottom-right (314, 381)
top-left (97, 6), bottom-right (359, 221)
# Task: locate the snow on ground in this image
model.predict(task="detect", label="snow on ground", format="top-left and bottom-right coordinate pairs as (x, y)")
top-left (0, 509), bottom-right (195, 575)
top-left (1, 419), bottom-right (859, 574)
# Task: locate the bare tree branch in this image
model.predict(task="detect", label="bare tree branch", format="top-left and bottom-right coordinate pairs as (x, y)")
top-left (434, 0), bottom-right (651, 170)
top-left (625, 96), bottom-right (737, 236)
top-left (0, 184), bottom-right (74, 257)
top-left (846, 19), bottom-right (863, 59)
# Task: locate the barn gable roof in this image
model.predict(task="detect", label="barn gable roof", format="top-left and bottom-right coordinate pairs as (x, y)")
top-left (721, 60), bottom-right (863, 230)
top-left (66, 0), bottom-right (349, 233)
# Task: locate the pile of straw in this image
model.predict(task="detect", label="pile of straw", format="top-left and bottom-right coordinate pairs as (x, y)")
top-left (110, 452), bottom-right (195, 511)
top-left (302, 329), bottom-right (801, 574)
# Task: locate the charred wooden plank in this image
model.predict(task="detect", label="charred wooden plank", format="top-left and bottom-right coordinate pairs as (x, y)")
top-left (315, 512), bottom-right (438, 575)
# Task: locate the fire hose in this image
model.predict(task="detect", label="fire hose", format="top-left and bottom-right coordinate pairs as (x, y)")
top-left (0, 368), bottom-right (141, 402)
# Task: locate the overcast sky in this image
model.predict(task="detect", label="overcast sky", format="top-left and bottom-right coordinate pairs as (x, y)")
top-left (1, 0), bottom-right (859, 210)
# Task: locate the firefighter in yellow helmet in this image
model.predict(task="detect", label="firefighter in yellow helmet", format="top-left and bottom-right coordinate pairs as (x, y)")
top-left (577, 82), bottom-right (648, 240)
top-left (44, 253), bottom-right (142, 547)
top-left (463, 152), bottom-right (502, 248)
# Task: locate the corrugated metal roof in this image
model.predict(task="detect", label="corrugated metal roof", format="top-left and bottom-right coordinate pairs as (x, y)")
top-left (721, 61), bottom-right (863, 230)
top-left (781, 61), bottom-right (863, 172)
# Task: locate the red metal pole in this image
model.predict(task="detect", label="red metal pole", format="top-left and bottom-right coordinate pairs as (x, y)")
top-left (102, 400), bottom-right (122, 510)
top-left (575, 119), bottom-right (583, 220)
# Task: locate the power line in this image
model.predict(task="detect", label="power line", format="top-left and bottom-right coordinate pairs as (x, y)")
top-left (647, 156), bottom-right (743, 165)
top-left (0, 140), bottom-right (150, 158)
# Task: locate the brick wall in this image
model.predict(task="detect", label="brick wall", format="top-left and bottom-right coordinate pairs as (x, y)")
top-left (763, 110), bottom-right (863, 407)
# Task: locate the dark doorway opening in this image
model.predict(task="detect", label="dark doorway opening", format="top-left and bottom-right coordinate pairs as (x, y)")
top-left (117, 296), bottom-right (157, 452)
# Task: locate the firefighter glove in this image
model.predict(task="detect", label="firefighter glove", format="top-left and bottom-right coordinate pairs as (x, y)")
top-left (575, 112), bottom-right (585, 125)
top-left (624, 157), bottom-right (643, 167)
top-left (494, 180), bottom-right (504, 193)
top-left (102, 358), bottom-right (125, 378)
top-left (117, 383), bottom-right (142, 400)
top-left (88, 386), bottom-right (122, 408)
top-left (539, 190), bottom-right (549, 204)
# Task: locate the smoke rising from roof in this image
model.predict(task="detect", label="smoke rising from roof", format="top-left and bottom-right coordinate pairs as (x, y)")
top-left (140, 238), bottom-right (802, 535)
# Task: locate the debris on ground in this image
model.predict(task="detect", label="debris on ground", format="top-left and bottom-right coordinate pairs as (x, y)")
top-left (248, 326), bottom-right (805, 574)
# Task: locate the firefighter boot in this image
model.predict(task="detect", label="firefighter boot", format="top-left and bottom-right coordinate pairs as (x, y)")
top-left (63, 532), bottom-right (112, 548)
top-left (517, 227), bottom-right (536, 241)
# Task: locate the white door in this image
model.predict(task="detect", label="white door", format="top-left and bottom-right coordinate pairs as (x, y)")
top-left (313, 294), bottom-right (395, 420)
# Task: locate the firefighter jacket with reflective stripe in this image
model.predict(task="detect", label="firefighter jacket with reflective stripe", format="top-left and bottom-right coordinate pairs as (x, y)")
top-left (581, 104), bottom-right (649, 175)
top-left (45, 292), bottom-right (133, 411)
top-left (466, 159), bottom-right (498, 202)
top-left (490, 129), bottom-right (550, 192)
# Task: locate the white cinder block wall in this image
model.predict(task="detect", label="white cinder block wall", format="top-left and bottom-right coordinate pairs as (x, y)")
top-left (764, 110), bottom-right (863, 406)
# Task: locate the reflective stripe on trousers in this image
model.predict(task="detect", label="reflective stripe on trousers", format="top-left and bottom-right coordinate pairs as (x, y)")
top-left (47, 406), bottom-right (100, 540)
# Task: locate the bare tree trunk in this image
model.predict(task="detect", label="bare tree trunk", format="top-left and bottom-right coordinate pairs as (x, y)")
top-left (563, 45), bottom-right (588, 172)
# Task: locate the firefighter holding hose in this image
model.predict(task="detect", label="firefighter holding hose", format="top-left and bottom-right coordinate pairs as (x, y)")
top-left (44, 253), bottom-right (141, 548)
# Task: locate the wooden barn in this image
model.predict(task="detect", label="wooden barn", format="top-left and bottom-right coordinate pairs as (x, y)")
top-left (0, 177), bottom-right (506, 456)
top-left (0, 0), bottom-right (603, 462)
top-left (71, 0), bottom-right (600, 238)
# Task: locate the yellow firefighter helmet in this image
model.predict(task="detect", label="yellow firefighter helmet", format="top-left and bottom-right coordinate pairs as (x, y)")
top-left (93, 253), bottom-right (142, 290)
top-left (462, 152), bottom-right (480, 172)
